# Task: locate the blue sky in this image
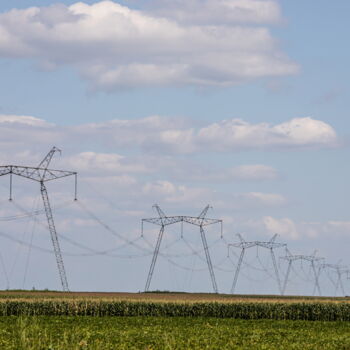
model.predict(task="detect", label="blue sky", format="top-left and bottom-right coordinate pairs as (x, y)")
top-left (0, 0), bottom-right (349, 295)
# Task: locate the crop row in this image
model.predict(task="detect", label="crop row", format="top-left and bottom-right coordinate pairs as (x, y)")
top-left (0, 300), bottom-right (350, 321)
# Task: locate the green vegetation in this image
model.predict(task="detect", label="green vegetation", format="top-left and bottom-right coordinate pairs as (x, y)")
top-left (0, 316), bottom-right (349, 350)
top-left (0, 292), bottom-right (349, 349)
top-left (1, 299), bottom-right (350, 321)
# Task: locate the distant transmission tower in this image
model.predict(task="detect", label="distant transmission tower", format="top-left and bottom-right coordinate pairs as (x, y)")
top-left (142, 204), bottom-right (222, 293)
top-left (280, 249), bottom-right (324, 296)
top-left (317, 263), bottom-right (348, 296)
top-left (0, 147), bottom-right (77, 291)
top-left (228, 234), bottom-right (286, 295)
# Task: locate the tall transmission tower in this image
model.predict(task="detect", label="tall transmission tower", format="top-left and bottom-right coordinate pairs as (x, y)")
top-left (0, 147), bottom-right (77, 291)
top-left (142, 204), bottom-right (222, 293)
top-left (317, 263), bottom-right (348, 296)
top-left (228, 234), bottom-right (286, 295)
top-left (280, 249), bottom-right (324, 296)
top-left (181, 205), bottom-right (222, 294)
top-left (142, 204), bottom-right (182, 292)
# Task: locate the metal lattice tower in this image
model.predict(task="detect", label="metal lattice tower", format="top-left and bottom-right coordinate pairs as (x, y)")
top-left (142, 204), bottom-right (222, 293)
top-left (228, 234), bottom-right (286, 295)
top-left (280, 249), bottom-right (324, 296)
top-left (0, 147), bottom-right (77, 291)
top-left (317, 263), bottom-right (348, 296)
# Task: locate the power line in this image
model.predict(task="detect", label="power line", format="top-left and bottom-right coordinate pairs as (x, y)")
top-left (227, 234), bottom-right (286, 295)
top-left (280, 249), bottom-right (324, 296)
top-left (12, 199), bottom-right (150, 258)
top-left (142, 204), bottom-right (222, 293)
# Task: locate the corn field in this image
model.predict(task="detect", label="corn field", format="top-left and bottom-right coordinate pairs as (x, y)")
top-left (0, 299), bottom-right (349, 321)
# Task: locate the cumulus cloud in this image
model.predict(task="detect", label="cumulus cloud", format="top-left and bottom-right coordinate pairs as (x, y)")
top-left (263, 216), bottom-right (299, 239)
top-left (0, 1), bottom-right (297, 90)
top-left (64, 152), bottom-right (150, 174)
top-left (77, 116), bottom-right (194, 152)
top-left (140, 179), bottom-right (287, 209)
top-left (142, 180), bottom-right (212, 204)
top-left (217, 164), bottom-right (278, 181)
top-left (169, 164), bottom-right (279, 182)
top-left (84, 174), bottom-right (138, 187)
top-left (147, 0), bottom-right (282, 25)
top-left (0, 113), bottom-right (337, 218)
top-left (0, 115), bottom-right (54, 127)
top-left (0, 112), bottom-right (338, 196)
top-left (0, 114), bottom-right (61, 158)
top-left (258, 218), bottom-right (350, 241)
top-left (0, 114), bottom-right (338, 156)
top-left (61, 151), bottom-right (279, 183)
top-left (197, 117), bottom-right (338, 151)
top-left (327, 221), bottom-right (350, 231)
top-left (241, 192), bottom-right (286, 207)
top-left (229, 164), bottom-right (278, 180)
top-left (78, 116), bottom-right (338, 153)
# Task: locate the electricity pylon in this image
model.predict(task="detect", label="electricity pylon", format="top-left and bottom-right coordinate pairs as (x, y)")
top-left (142, 204), bottom-right (182, 292)
top-left (181, 205), bottom-right (221, 294)
top-left (0, 147), bottom-right (77, 291)
top-left (142, 204), bottom-right (222, 293)
top-left (228, 234), bottom-right (286, 295)
top-left (317, 263), bottom-right (348, 296)
top-left (280, 249), bottom-right (324, 296)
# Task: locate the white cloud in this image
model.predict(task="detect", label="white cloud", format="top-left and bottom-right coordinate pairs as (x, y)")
top-left (76, 115), bottom-right (192, 152)
top-left (84, 175), bottom-right (138, 187)
top-left (0, 114), bottom-right (53, 127)
top-left (142, 180), bottom-right (212, 204)
top-left (325, 221), bottom-right (350, 235)
top-left (64, 152), bottom-right (150, 174)
top-left (80, 116), bottom-right (337, 153)
top-left (301, 220), bottom-right (350, 239)
top-left (140, 179), bottom-right (285, 210)
top-left (226, 164), bottom-right (278, 180)
top-left (142, 180), bottom-right (178, 196)
top-left (167, 164), bottom-right (279, 182)
top-left (263, 216), bottom-right (299, 240)
top-left (197, 117), bottom-right (338, 151)
top-left (258, 218), bottom-right (350, 241)
top-left (0, 1), bottom-right (297, 90)
top-left (0, 114), bottom-right (338, 158)
top-left (242, 192), bottom-right (286, 207)
top-left (147, 0), bottom-right (282, 25)
top-left (0, 115), bottom-right (339, 157)
top-left (0, 115), bottom-right (61, 160)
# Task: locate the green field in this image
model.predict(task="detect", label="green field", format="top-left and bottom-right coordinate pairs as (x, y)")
top-left (0, 291), bottom-right (349, 349)
top-left (1, 316), bottom-right (350, 350)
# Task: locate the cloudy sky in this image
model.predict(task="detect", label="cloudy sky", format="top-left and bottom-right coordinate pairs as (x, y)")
top-left (0, 0), bottom-right (349, 295)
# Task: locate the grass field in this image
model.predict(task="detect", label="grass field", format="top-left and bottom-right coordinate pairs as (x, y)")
top-left (1, 316), bottom-right (350, 350)
top-left (0, 291), bottom-right (349, 349)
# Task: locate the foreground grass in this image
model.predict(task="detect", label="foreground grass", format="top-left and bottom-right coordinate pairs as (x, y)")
top-left (0, 316), bottom-right (349, 350)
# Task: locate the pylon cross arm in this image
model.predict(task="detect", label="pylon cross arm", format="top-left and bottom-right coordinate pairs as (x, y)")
top-left (229, 242), bottom-right (256, 249)
top-left (302, 256), bottom-right (324, 262)
top-left (182, 217), bottom-right (221, 227)
top-left (321, 264), bottom-right (345, 270)
top-left (0, 166), bottom-right (12, 176)
top-left (40, 169), bottom-right (76, 182)
top-left (257, 242), bottom-right (286, 249)
top-left (0, 165), bottom-right (76, 182)
top-left (281, 256), bottom-right (302, 262)
top-left (143, 216), bottom-right (183, 226)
